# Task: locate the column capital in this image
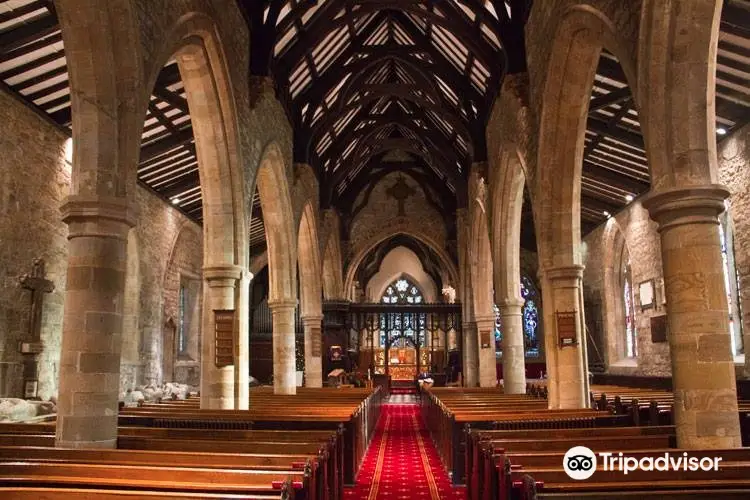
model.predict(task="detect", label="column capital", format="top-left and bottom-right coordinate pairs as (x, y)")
top-left (642, 185), bottom-right (729, 231)
top-left (300, 314), bottom-right (324, 324)
top-left (542, 264), bottom-right (584, 282)
top-left (204, 265), bottom-right (243, 287)
top-left (61, 195), bottom-right (136, 240)
top-left (496, 297), bottom-right (525, 309)
top-left (268, 298), bottom-right (297, 312)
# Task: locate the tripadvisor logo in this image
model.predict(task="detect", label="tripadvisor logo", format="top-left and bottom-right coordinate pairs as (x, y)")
top-left (563, 446), bottom-right (723, 480)
top-left (563, 446), bottom-right (597, 480)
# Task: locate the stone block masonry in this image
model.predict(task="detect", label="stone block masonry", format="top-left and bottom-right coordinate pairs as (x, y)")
top-left (0, 87), bottom-right (203, 400)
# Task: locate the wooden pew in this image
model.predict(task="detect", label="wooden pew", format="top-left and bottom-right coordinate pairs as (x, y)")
top-left (0, 487), bottom-right (288, 499)
top-left (0, 462), bottom-right (304, 499)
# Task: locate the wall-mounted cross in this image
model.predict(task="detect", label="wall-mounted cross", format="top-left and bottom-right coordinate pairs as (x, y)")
top-left (386, 176), bottom-right (416, 216)
top-left (19, 258), bottom-right (54, 343)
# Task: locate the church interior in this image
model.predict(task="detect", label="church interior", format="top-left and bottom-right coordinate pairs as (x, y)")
top-left (1, 0), bottom-right (750, 498)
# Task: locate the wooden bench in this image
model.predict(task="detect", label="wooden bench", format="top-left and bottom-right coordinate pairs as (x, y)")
top-left (0, 462), bottom-right (304, 499)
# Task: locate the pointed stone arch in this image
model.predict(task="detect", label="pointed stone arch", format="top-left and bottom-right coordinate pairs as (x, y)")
top-left (297, 201), bottom-right (323, 387)
top-left (468, 170), bottom-right (497, 388)
top-left (256, 141), bottom-right (297, 394)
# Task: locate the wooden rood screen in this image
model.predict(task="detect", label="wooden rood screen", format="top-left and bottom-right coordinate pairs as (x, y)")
top-left (349, 303), bottom-right (461, 379)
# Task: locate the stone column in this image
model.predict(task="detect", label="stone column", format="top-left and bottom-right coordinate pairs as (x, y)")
top-left (542, 265), bottom-right (587, 409)
top-left (499, 298), bottom-right (526, 394)
top-left (269, 299), bottom-right (297, 395)
top-left (302, 315), bottom-right (323, 388)
top-left (476, 316), bottom-right (497, 387)
top-left (201, 265), bottom-right (241, 410)
top-left (462, 321), bottom-right (478, 386)
top-left (235, 270), bottom-right (250, 410)
top-left (643, 186), bottom-right (741, 448)
top-left (56, 196), bottom-right (135, 449)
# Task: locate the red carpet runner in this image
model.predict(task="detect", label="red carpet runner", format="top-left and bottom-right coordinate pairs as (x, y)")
top-left (345, 404), bottom-right (466, 500)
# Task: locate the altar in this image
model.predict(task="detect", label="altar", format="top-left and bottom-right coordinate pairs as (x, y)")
top-left (373, 345), bottom-right (430, 380)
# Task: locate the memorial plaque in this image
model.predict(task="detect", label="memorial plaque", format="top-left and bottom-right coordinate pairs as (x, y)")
top-left (480, 329), bottom-right (492, 348)
top-left (214, 309), bottom-right (235, 368)
top-left (311, 327), bottom-right (322, 357)
top-left (556, 311), bottom-right (577, 347)
top-left (651, 315), bottom-right (668, 343)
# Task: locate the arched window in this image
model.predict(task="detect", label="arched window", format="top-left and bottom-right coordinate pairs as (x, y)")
top-left (720, 209), bottom-right (743, 355)
top-left (178, 284), bottom-right (187, 355)
top-left (520, 276), bottom-right (540, 357)
top-left (493, 275), bottom-right (541, 358)
top-left (622, 260), bottom-right (637, 358)
top-left (379, 277), bottom-right (425, 347)
top-left (494, 304), bottom-right (503, 357)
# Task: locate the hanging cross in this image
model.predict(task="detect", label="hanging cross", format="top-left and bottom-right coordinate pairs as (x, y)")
top-left (19, 258), bottom-right (54, 343)
top-left (386, 176), bottom-right (416, 216)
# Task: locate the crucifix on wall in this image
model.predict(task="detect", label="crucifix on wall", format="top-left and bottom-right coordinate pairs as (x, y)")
top-left (386, 176), bottom-right (416, 216)
top-left (18, 258), bottom-right (54, 398)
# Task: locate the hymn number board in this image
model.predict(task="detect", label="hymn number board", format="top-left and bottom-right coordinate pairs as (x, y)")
top-left (214, 309), bottom-right (235, 368)
top-left (556, 311), bottom-right (577, 347)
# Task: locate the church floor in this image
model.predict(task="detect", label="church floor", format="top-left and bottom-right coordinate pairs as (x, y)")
top-left (345, 402), bottom-right (465, 500)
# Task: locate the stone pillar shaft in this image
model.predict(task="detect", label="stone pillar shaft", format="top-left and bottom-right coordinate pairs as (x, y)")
top-left (543, 265), bottom-right (587, 409)
top-left (56, 197), bottom-right (135, 449)
top-left (499, 299), bottom-right (526, 394)
top-left (462, 321), bottom-right (478, 386)
top-left (643, 186), bottom-right (741, 448)
top-left (302, 315), bottom-right (323, 388)
top-left (476, 316), bottom-right (497, 387)
top-left (201, 265), bottom-right (241, 410)
top-left (235, 271), bottom-right (250, 410)
top-left (269, 300), bottom-right (297, 395)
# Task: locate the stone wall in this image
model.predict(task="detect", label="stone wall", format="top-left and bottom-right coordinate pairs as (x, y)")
top-left (346, 171), bottom-right (448, 289)
top-left (581, 201), bottom-right (669, 377)
top-left (0, 88), bottom-right (203, 399)
top-left (582, 122), bottom-right (750, 378)
top-left (718, 123), bottom-right (750, 377)
top-left (0, 92), bottom-right (70, 400)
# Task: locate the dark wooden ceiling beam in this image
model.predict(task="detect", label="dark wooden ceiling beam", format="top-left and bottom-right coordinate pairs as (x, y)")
top-left (152, 85), bottom-right (189, 114)
top-left (587, 116), bottom-right (645, 150)
top-left (582, 159), bottom-right (650, 194)
top-left (139, 126), bottom-right (194, 163)
top-left (581, 193), bottom-right (622, 215)
top-left (0, 14), bottom-right (58, 56)
top-left (588, 87), bottom-right (631, 113)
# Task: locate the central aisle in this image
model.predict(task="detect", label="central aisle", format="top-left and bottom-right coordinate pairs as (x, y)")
top-left (345, 402), bottom-right (465, 500)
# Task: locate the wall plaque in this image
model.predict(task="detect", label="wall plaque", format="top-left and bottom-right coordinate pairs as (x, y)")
top-left (639, 280), bottom-right (655, 310)
top-left (556, 311), bottom-right (577, 347)
top-left (214, 309), bottom-right (235, 368)
top-left (651, 315), bottom-right (668, 343)
top-left (480, 329), bottom-right (492, 348)
top-left (311, 327), bottom-right (322, 357)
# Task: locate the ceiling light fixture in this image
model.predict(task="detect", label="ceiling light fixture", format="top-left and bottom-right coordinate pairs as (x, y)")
top-left (603, 211), bottom-right (611, 218)
top-left (172, 198), bottom-right (180, 205)
top-left (625, 194), bottom-right (634, 202)
top-left (717, 128), bottom-right (727, 135)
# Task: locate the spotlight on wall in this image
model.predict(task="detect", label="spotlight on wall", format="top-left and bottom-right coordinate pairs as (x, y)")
top-left (603, 211), bottom-right (611, 218)
top-left (625, 194), bottom-right (634, 202)
top-left (717, 127), bottom-right (727, 135)
top-left (172, 198), bottom-right (180, 205)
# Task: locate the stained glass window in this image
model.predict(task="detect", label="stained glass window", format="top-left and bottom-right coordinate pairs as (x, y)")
top-left (178, 285), bottom-right (187, 355)
top-left (720, 217), bottom-right (744, 355)
top-left (379, 278), bottom-right (425, 347)
top-left (493, 275), bottom-right (541, 358)
top-left (520, 276), bottom-right (540, 358)
top-left (623, 261), bottom-right (637, 358)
